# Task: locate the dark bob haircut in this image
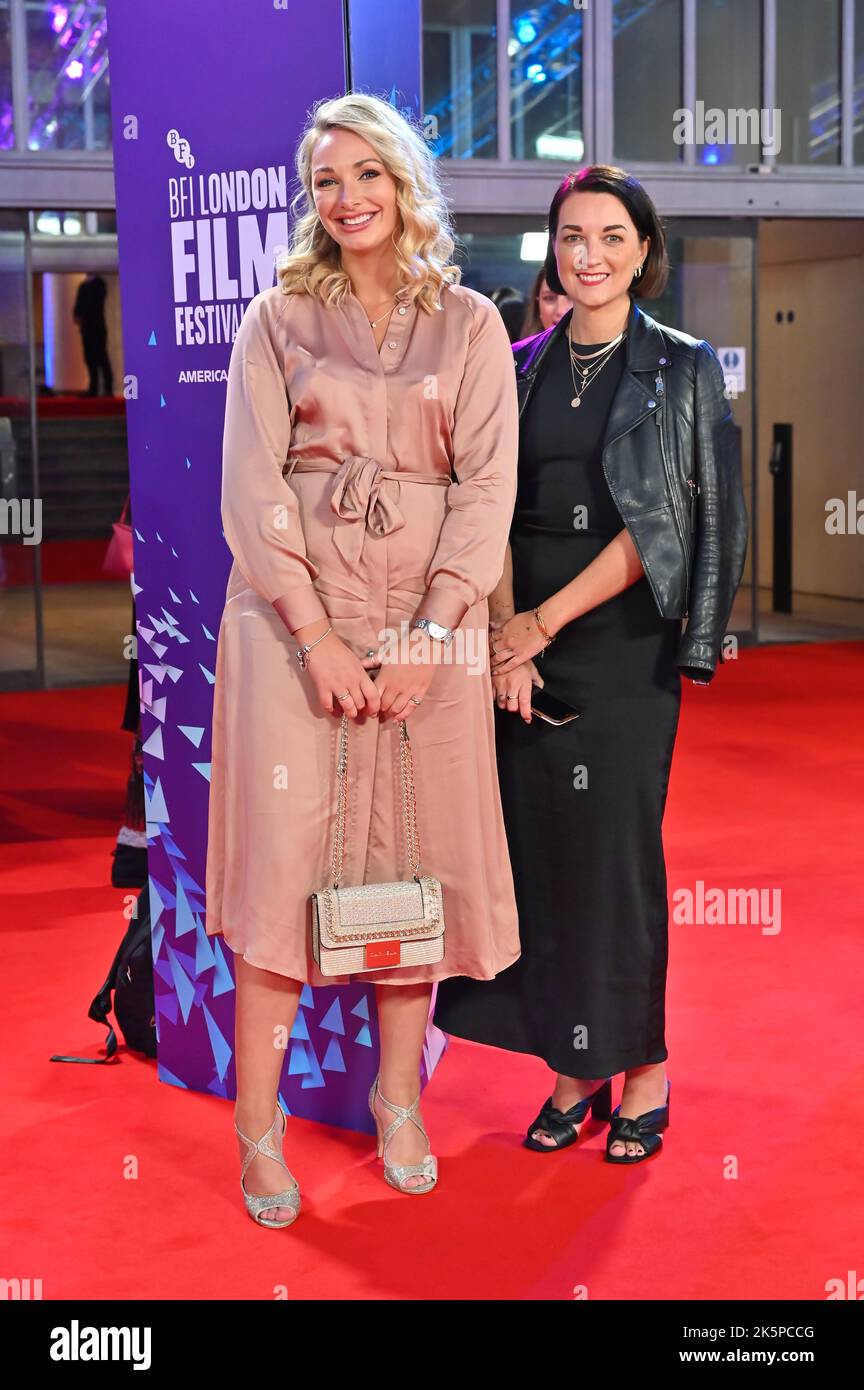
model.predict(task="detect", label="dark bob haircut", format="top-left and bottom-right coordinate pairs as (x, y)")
top-left (543, 164), bottom-right (669, 300)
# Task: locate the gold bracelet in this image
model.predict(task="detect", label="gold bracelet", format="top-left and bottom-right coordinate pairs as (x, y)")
top-left (533, 606), bottom-right (555, 646)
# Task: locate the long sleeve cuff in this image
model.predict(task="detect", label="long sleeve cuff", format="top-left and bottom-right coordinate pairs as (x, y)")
top-left (676, 631), bottom-right (718, 675)
top-left (412, 586), bottom-right (470, 631)
top-left (273, 582), bottom-right (330, 634)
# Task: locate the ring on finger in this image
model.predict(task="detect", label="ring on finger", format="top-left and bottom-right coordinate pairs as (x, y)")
top-left (336, 691), bottom-right (350, 701)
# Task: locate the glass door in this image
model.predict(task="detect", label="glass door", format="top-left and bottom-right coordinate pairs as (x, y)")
top-left (0, 209), bottom-right (43, 690)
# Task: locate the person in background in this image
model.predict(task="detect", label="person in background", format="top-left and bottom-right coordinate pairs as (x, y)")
top-left (520, 266), bottom-right (571, 337)
top-left (489, 286), bottom-right (528, 344)
top-left (73, 272), bottom-right (114, 397)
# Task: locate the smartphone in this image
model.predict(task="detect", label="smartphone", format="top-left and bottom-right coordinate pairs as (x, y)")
top-left (529, 685), bottom-right (582, 725)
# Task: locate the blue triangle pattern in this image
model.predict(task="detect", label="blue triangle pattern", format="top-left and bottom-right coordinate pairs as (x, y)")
top-left (201, 1002), bottom-right (232, 1083)
top-left (148, 876), bottom-right (166, 930)
top-left (150, 919), bottom-right (165, 960)
top-left (158, 825), bottom-right (187, 861)
top-left (322, 1037), bottom-right (346, 1073)
top-left (301, 1044), bottom-right (325, 1090)
top-left (155, 988), bottom-right (178, 1024)
top-left (211, 939), bottom-right (235, 997)
top-left (172, 946), bottom-right (197, 978)
top-left (166, 946), bottom-right (196, 1023)
top-left (319, 997), bottom-right (345, 1035)
top-left (153, 956), bottom-right (173, 988)
top-left (288, 1042), bottom-right (311, 1076)
top-left (195, 919), bottom-right (216, 974)
top-left (156, 1064), bottom-right (187, 1088)
top-left (145, 777), bottom-right (170, 822)
top-left (289, 1010), bottom-right (310, 1041)
top-left (175, 876), bottom-right (196, 936)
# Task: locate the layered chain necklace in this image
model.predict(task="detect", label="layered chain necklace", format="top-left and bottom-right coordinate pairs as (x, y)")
top-left (367, 296), bottom-right (397, 328)
top-left (567, 318), bottom-right (625, 408)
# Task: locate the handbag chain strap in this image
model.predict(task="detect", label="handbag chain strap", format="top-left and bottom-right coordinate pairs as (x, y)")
top-left (330, 714), bottom-right (422, 887)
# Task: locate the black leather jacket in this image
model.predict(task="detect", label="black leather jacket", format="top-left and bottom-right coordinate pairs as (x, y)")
top-left (512, 301), bottom-right (749, 682)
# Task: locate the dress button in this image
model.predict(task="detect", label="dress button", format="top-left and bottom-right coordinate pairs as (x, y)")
top-left (388, 341), bottom-right (397, 349)
top-left (659, 357), bottom-right (668, 365)
top-left (398, 306), bottom-right (407, 314)
top-left (648, 399), bottom-right (656, 407)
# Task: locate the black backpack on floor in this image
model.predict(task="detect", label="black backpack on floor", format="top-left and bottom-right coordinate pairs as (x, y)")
top-left (51, 883), bottom-right (157, 1064)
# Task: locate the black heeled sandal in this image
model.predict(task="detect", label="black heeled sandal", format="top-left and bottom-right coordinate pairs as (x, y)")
top-left (605, 1080), bottom-right (670, 1164)
top-left (524, 1078), bottom-right (613, 1152)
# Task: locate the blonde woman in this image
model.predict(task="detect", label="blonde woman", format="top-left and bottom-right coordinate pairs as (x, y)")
top-left (205, 93), bottom-right (520, 1225)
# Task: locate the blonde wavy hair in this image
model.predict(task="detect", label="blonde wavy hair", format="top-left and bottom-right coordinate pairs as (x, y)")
top-left (276, 92), bottom-right (461, 315)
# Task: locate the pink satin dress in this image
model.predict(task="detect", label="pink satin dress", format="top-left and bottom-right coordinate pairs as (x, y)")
top-left (204, 281), bottom-right (521, 985)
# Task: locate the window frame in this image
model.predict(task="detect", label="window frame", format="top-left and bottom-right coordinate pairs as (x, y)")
top-left (433, 0), bottom-right (864, 217)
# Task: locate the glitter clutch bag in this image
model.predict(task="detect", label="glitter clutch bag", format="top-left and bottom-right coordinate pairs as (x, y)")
top-left (310, 714), bottom-right (445, 976)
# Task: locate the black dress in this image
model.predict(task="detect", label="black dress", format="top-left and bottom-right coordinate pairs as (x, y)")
top-left (433, 313), bottom-right (683, 1077)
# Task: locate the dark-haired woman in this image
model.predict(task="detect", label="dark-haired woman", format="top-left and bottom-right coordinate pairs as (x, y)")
top-left (434, 165), bottom-right (748, 1163)
top-left (521, 266), bottom-right (571, 338)
top-left (489, 285), bottom-right (529, 344)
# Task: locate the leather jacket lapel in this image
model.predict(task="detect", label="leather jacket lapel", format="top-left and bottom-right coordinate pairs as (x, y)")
top-left (514, 312), bottom-right (569, 417)
top-left (602, 302), bottom-right (668, 449)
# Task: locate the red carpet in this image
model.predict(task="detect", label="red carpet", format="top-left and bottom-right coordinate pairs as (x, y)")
top-left (0, 394), bottom-right (124, 418)
top-left (1, 643), bottom-right (861, 1300)
top-left (3, 540), bottom-right (129, 587)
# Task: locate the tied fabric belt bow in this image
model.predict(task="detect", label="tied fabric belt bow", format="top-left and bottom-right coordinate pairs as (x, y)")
top-left (289, 454), bottom-right (450, 567)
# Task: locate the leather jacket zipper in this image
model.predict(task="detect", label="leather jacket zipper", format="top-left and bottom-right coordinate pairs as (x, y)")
top-left (686, 476), bottom-right (698, 519)
top-left (600, 409), bottom-right (666, 614)
top-left (655, 402), bottom-right (691, 595)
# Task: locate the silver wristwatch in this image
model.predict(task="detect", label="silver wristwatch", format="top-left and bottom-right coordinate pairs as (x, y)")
top-left (410, 617), bottom-right (454, 646)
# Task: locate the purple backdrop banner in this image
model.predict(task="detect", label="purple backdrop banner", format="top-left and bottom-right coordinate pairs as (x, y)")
top-left (105, 0), bottom-right (444, 1132)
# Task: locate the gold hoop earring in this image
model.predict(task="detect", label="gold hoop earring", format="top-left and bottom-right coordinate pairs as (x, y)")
top-left (634, 263), bottom-right (644, 279)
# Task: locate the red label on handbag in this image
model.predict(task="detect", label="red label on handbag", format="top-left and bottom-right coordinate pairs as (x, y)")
top-left (365, 941), bottom-right (401, 968)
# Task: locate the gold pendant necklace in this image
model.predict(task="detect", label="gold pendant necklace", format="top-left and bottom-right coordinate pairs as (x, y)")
top-left (568, 322), bottom-right (624, 408)
top-left (368, 296), bottom-right (397, 328)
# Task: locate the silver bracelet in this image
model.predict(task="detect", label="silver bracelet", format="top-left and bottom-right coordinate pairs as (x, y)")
top-left (410, 617), bottom-right (454, 646)
top-left (295, 624), bottom-right (333, 671)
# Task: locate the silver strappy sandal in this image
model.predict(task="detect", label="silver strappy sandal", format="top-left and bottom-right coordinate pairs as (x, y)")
top-left (234, 1103), bottom-right (301, 1228)
top-left (368, 1075), bottom-right (438, 1195)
